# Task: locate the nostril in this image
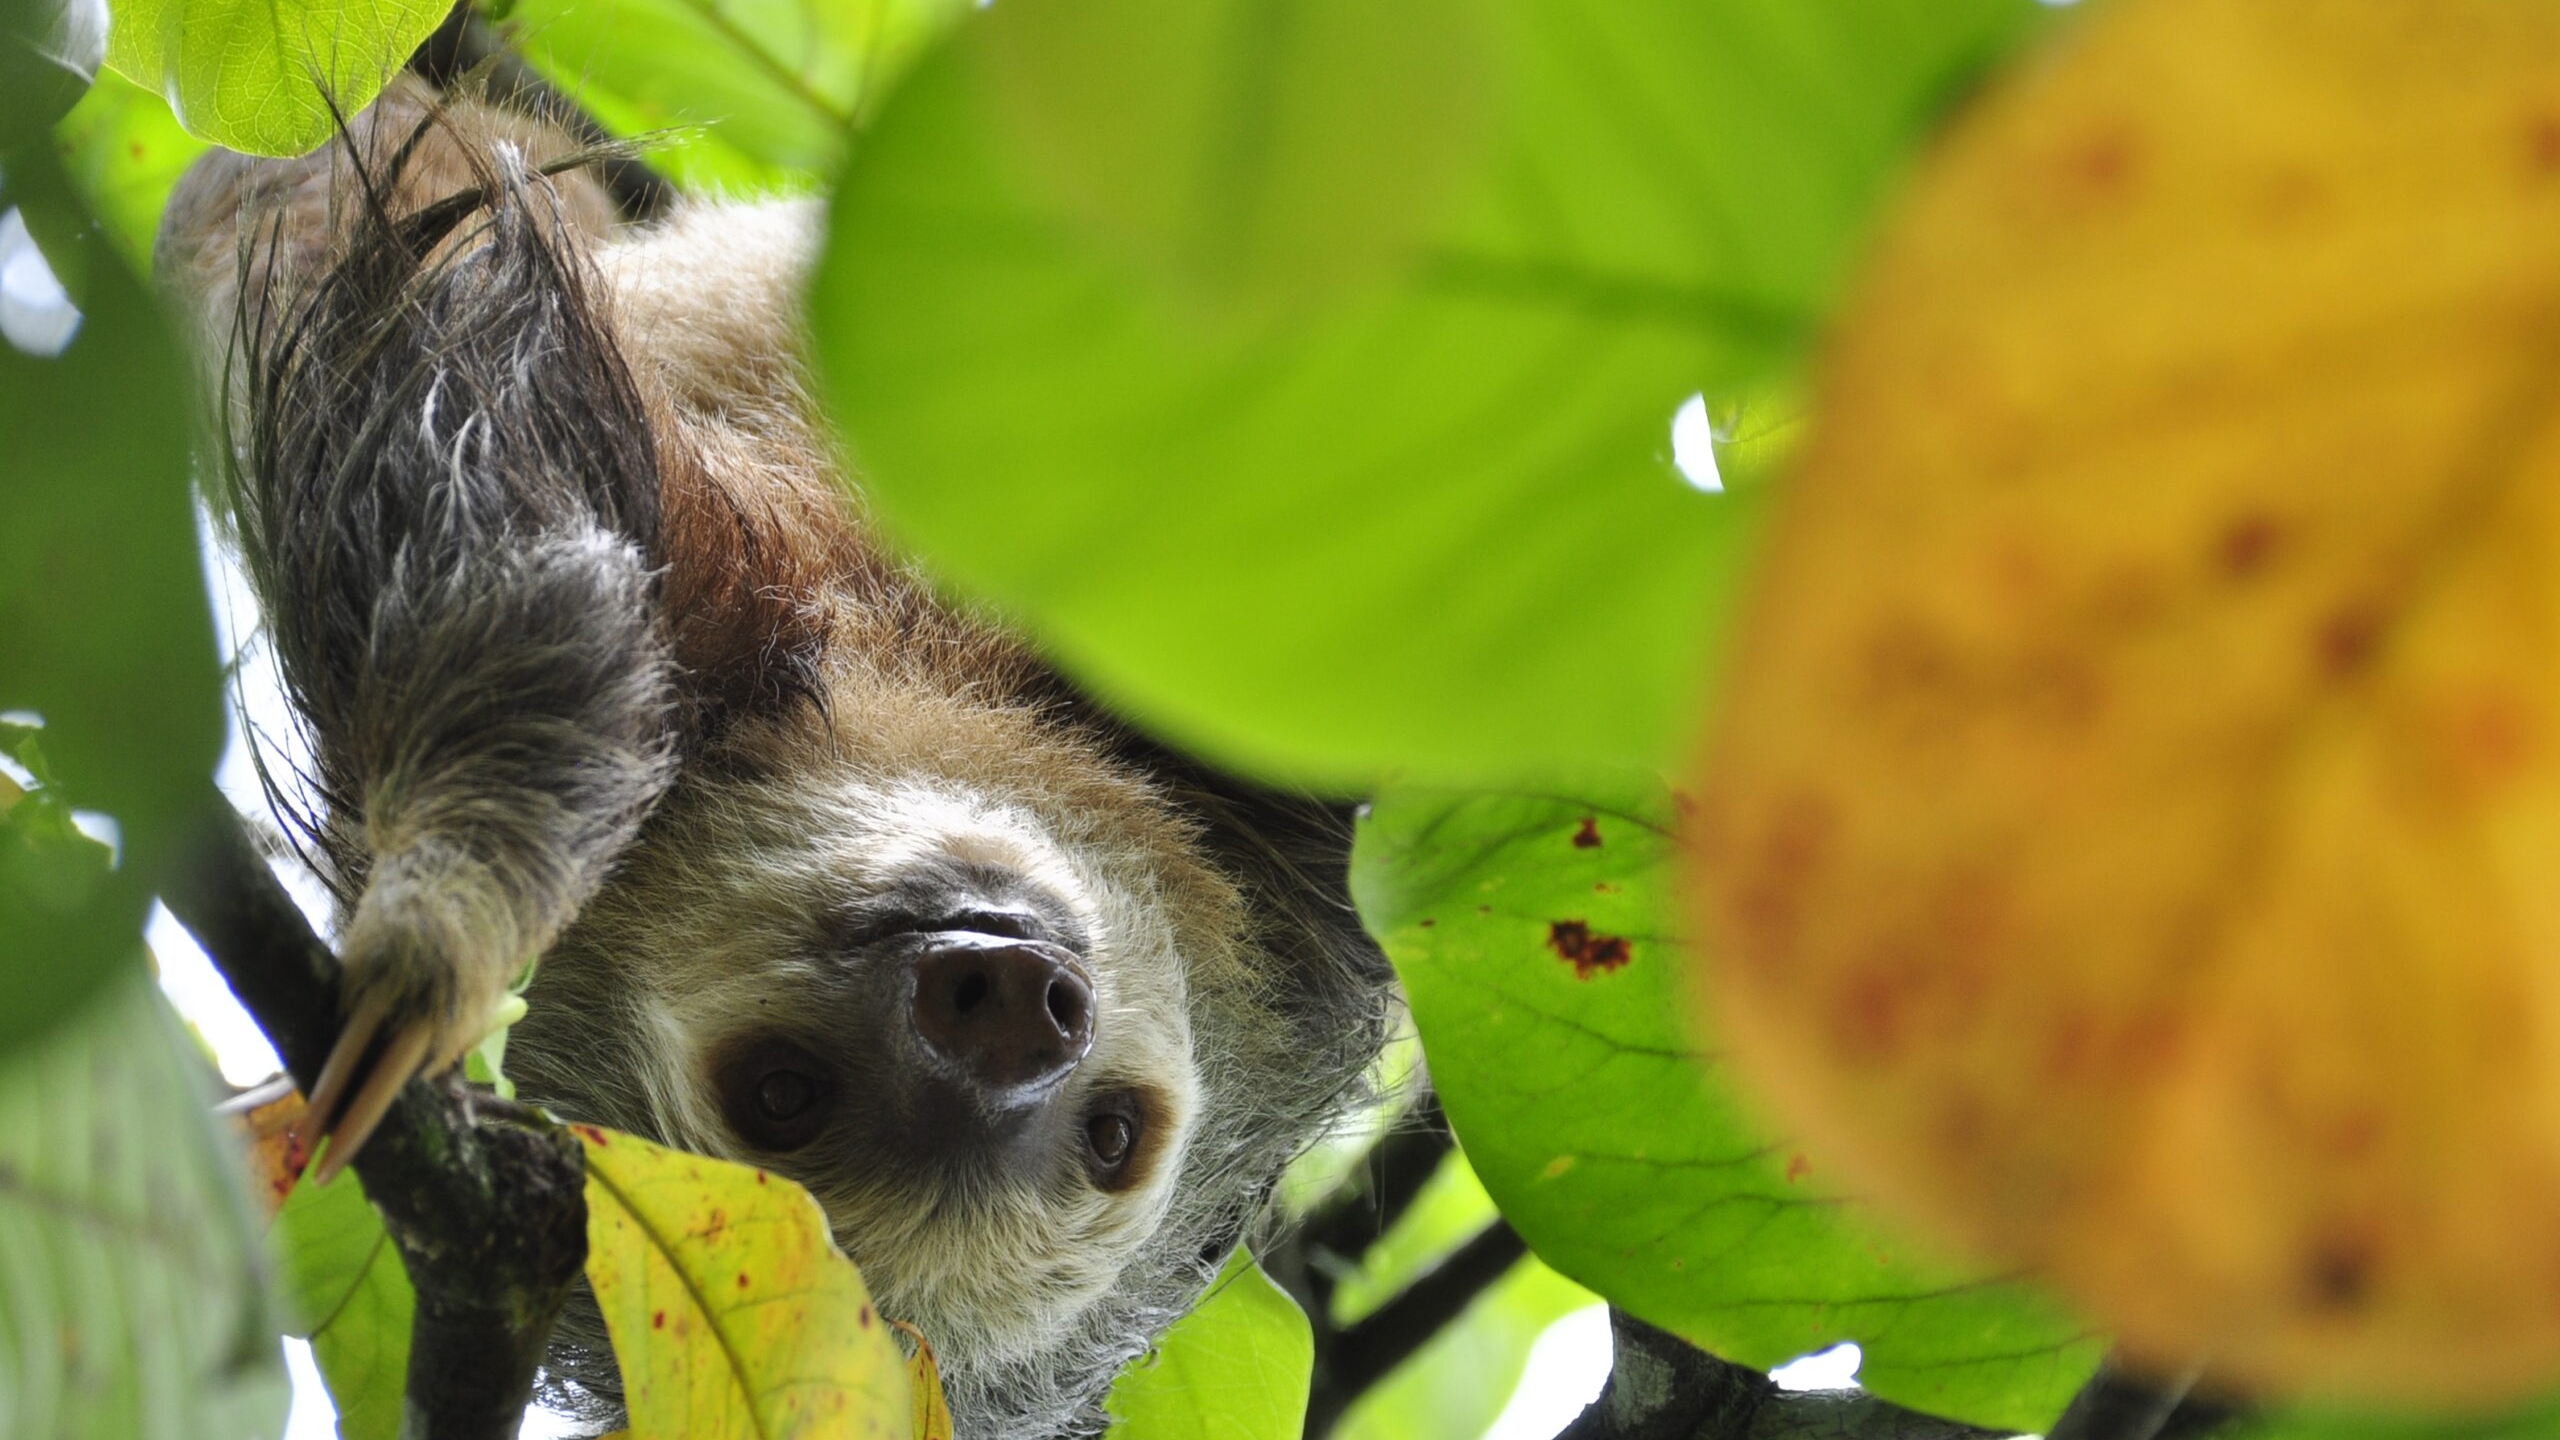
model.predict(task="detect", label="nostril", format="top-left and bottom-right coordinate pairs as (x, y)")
top-left (953, 970), bottom-right (991, 1014)
top-left (1045, 971), bottom-right (1091, 1036)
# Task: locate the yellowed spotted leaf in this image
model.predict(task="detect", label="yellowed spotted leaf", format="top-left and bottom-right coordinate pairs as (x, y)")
top-left (1697, 0), bottom-right (2560, 1410)
top-left (894, 1321), bottom-right (955, 1440)
top-left (578, 1125), bottom-right (912, 1440)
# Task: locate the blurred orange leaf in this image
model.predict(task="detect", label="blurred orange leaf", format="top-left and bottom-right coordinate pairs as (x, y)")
top-left (1698, 0), bottom-right (2560, 1410)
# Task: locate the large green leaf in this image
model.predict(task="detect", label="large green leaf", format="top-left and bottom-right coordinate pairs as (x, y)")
top-left (508, 0), bottom-right (960, 189)
top-left (275, 1170), bottom-right (414, 1440)
top-left (816, 0), bottom-right (2052, 787)
top-left (1107, 1250), bottom-right (1312, 1440)
top-left (104, 0), bottom-right (445, 155)
top-left (0, 970), bottom-right (288, 1439)
top-left (0, 152), bottom-right (221, 1053)
top-left (1353, 782), bottom-right (2104, 1429)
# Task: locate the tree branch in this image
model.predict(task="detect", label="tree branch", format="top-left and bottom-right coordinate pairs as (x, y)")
top-left (164, 797), bottom-right (587, 1440)
top-left (1557, 1315), bottom-right (2244, 1440)
top-left (2049, 1363), bottom-right (2238, 1440)
top-left (1558, 1312), bottom-right (1775, 1440)
top-left (1304, 1218), bottom-right (1531, 1437)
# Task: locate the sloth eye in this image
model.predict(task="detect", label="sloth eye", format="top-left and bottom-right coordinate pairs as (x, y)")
top-left (758, 1070), bottom-right (817, 1123)
top-left (1082, 1093), bottom-right (1146, 1190)
top-left (715, 1036), bottom-right (832, 1153)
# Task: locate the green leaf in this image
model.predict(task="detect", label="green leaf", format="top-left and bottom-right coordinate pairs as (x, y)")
top-left (51, 69), bottom-right (207, 274)
top-left (0, 151), bottom-right (221, 1054)
top-left (580, 1124), bottom-right (913, 1438)
top-left (507, 0), bottom-right (960, 187)
top-left (1353, 781), bottom-right (2103, 1430)
top-left (276, 1168), bottom-right (415, 1440)
top-left (816, 0), bottom-right (2051, 787)
top-left (0, 970), bottom-right (289, 1440)
top-left (1107, 1249), bottom-right (1312, 1440)
top-left (103, 0), bottom-right (446, 155)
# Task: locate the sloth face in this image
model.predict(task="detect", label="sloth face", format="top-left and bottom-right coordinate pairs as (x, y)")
top-left (632, 772), bottom-right (1215, 1368)
top-left (508, 655), bottom-right (1298, 1436)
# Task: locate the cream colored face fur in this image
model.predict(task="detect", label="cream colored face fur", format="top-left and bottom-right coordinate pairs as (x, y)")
top-left (534, 652), bottom-right (1249, 1373)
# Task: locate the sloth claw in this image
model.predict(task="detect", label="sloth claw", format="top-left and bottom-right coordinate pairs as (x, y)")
top-left (312, 1023), bottom-right (435, 1186)
top-left (304, 991), bottom-right (446, 1186)
top-left (303, 992), bottom-right (389, 1158)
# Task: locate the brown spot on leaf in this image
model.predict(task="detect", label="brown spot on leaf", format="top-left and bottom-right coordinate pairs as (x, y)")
top-left (1785, 1153), bottom-right (1813, 1184)
top-left (2528, 112), bottom-right (2560, 173)
top-left (2444, 687), bottom-right (2540, 790)
top-left (1860, 618), bottom-right (1958, 702)
top-left (2066, 125), bottom-right (2140, 191)
top-left (2304, 1235), bottom-right (2376, 1313)
top-left (1548, 920), bottom-right (1634, 979)
top-left (573, 1124), bottom-right (609, 1146)
top-left (1572, 816), bottom-right (1603, 848)
top-left (738, 1272), bottom-right (752, 1289)
top-left (1418, 918), bottom-right (1436, 928)
top-left (1831, 948), bottom-right (1935, 1061)
top-left (859, 1304), bottom-right (873, 1327)
top-left (2216, 512), bottom-right (2283, 579)
top-left (2318, 604), bottom-right (2384, 678)
top-left (652, 1310), bottom-right (666, 1330)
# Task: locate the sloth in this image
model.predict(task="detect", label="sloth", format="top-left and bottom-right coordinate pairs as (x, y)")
top-left (157, 78), bottom-right (1396, 1439)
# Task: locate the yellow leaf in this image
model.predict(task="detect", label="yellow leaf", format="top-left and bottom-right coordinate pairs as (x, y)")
top-left (1696, 0), bottom-right (2560, 1410)
top-left (577, 1125), bottom-right (913, 1440)
top-left (894, 1321), bottom-right (955, 1440)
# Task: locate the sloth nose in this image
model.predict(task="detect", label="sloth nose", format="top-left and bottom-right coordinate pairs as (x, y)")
top-left (911, 936), bottom-right (1096, 1101)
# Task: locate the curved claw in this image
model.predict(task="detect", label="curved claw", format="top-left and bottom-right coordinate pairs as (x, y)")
top-left (304, 991), bottom-right (391, 1144)
top-left (311, 1023), bottom-right (435, 1186)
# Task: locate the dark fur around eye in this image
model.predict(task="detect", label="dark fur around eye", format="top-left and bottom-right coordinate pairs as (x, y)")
top-left (1082, 1088), bottom-right (1166, 1193)
top-left (714, 1035), bottom-right (834, 1152)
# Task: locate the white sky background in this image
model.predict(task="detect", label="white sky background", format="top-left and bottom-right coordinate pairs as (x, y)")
top-left (8, 206), bottom-right (1849, 1439)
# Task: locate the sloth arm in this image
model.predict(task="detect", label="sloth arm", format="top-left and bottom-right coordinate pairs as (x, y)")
top-left (161, 83), bottom-right (681, 1176)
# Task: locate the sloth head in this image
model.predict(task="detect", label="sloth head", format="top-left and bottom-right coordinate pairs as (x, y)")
top-left (517, 667), bottom-right (1391, 1439)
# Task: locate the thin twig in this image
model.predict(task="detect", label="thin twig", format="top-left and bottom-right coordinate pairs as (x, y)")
top-left (1304, 1219), bottom-right (1530, 1437)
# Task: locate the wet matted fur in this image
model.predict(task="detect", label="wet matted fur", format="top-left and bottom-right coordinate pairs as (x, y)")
top-left (160, 79), bottom-right (1396, 1440)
